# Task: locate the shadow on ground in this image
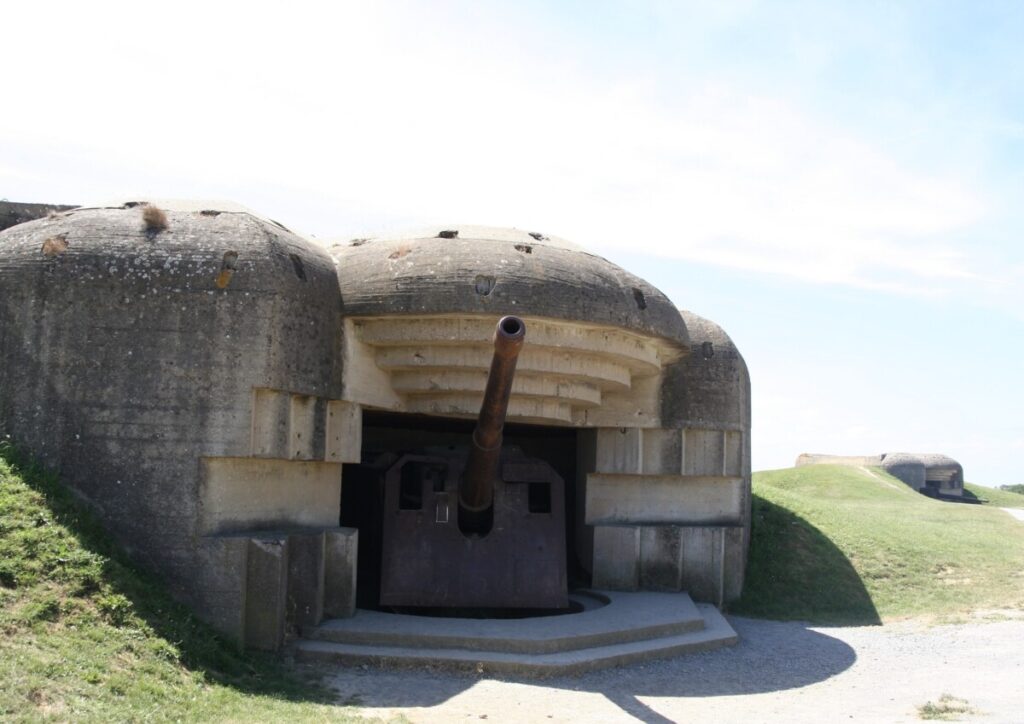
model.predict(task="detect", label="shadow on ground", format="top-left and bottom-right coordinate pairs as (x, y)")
top-left (325, 616), bottom-right (857, 716)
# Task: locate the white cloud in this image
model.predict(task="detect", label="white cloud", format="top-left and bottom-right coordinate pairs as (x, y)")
top-left (0, 1), bottom-right (990, 295)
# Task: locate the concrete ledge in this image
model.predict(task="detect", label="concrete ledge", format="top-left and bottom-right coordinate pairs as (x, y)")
top-left (307, 590), bottom-right (704, 654)
top-left (295, 601), bottom-right (737, 677)
top-left (586, 473), bottom-right (744, 525)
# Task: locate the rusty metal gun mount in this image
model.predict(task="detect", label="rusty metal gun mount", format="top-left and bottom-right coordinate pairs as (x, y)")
top-left (378, 316), bottom-right (569, 609)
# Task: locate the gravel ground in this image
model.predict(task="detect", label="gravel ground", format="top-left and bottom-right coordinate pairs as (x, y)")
top-left (324, 616), bottom-right (1024, 723)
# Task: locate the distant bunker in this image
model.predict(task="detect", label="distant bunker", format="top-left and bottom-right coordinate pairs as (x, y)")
top-left (0, 200), bottom-right (751, 655)
top-left (796, 453), bottom-right (964, 498)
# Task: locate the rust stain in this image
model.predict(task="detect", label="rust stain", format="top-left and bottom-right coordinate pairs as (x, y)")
top-left (216, 269), bottom-right (234, 288)
top-left (388, 245), bottom-right (412, 260)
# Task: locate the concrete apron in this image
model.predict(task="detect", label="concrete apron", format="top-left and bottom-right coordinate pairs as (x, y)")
top-left (294, 590), bottom-right (738, 677)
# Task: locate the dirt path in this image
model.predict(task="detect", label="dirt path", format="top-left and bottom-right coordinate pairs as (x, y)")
top-left (324, 616), bottom-right (1024, 723)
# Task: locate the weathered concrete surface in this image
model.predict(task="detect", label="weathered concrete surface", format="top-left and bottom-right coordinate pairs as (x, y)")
top-left (796, 453), bottom-right (883, 467)
top-left (297, 594), bottom-right (737, 676)
top-left (0, 201), bottom-right (344, 644)
top-left (329, 227), bottom-right (689, 345)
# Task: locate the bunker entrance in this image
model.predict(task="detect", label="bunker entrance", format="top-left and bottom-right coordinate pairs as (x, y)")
top-left (340, 410), bottom-right (588, 617)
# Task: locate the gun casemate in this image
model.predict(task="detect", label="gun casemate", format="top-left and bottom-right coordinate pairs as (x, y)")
top-left (377, 315), bottom-right (569, 609)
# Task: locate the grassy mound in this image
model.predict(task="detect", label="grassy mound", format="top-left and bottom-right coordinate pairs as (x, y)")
top-left (964, 482), bottom-right (1024, 508)
top-left (0, 444), bottom-right (356, 722)
top-left (731, 465), bottom-right (1024, 625)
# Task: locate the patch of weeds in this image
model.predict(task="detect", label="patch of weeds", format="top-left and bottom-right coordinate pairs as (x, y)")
top-left (96, 592), bottom-right (134, 626)
top-left (918, 693), bottom-right (976, 720)
top-left (17, 591), bottom-right (62, 624)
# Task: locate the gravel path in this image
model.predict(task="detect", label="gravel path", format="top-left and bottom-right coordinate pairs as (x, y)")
top-left (324, 616), bottom-right (1024, 723)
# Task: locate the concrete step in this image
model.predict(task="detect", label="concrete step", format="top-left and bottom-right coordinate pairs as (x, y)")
top-left (305, 590), bottom-right (706, 654)
top-left (295, 602), bottom-right (737, 677)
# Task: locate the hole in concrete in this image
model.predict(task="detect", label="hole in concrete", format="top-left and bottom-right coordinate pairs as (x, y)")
top-left (289, 253), bottom-right (307, 281)
top-left (514, 244), bottom-right (533, 254)
top-left (475, 275), bottom-right (496, 296)
top-left (701, 341), bottom-right (714, 359)
top-left (437, 229), bottom-right (459, 239)
top-left (632, 287), bottom-right (647, 310)
top-left (528, 232), bottom-right (548, 241)
top-left (200, 209), bottom-right (221, 217)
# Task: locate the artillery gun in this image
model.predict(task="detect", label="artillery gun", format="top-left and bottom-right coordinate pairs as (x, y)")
top-left (377, 316), bottom-right (569, 609)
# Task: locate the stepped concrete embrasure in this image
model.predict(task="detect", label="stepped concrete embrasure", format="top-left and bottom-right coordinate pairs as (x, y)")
top-left (294, 591), bottom-right (738, 676)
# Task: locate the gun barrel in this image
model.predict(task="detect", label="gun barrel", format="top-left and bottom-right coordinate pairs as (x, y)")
top-left (459, 315), bottom-right (525, 534)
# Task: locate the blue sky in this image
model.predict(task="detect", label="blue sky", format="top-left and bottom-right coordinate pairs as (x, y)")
top-left (2, 1), bottom-right (1021, 484)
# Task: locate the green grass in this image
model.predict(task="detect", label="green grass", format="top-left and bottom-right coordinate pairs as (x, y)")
top-left (0, 443), bottom-right (360, 722)
top-left (731, 465), bottom-right (1024, 625)
top-left (964, 482), bottom-right (1024, 508)
top-left (917, 693), bottom-right (976, 720)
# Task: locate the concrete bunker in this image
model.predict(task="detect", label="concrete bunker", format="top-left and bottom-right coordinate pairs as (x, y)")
top-left (0, 206), bottom-right (750, 661)
top-left (796, 452), bottom-right (965, 499)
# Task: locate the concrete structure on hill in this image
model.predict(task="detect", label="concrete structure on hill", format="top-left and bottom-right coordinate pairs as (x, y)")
top-left (796, 452), bottom-right (964, 498)
top-left (0, 200), bottom-right (750, 653)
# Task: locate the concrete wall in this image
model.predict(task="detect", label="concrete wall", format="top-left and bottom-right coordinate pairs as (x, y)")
top-left (0, 202), bottom-right (355, 643)
top-left (585, 310), bottom-right (752, 605)
top-left (796, 453), bottom-right (883, 467)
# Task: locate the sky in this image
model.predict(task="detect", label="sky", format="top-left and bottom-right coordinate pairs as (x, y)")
top-left (2, 1), bottom-right (1022, 485)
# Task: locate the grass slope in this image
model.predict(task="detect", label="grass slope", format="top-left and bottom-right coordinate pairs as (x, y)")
top-left (0, 444), bottom-right (358, 722)
top-left (732, 465), bottom-right (1024, 625)
top-left (964, 482), bottom-right (1024, 508)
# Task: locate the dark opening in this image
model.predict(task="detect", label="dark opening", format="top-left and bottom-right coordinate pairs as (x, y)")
top-left (289, 253), bottom-right (307, 281)
top-left (528, 482), bottom-right (552, 513)
top-left (398, 466), bottom-right (421, 510)
top-left (474, 275), bottom-right (496, 295)
top-left (501, 316), bottom-right (523, 335)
